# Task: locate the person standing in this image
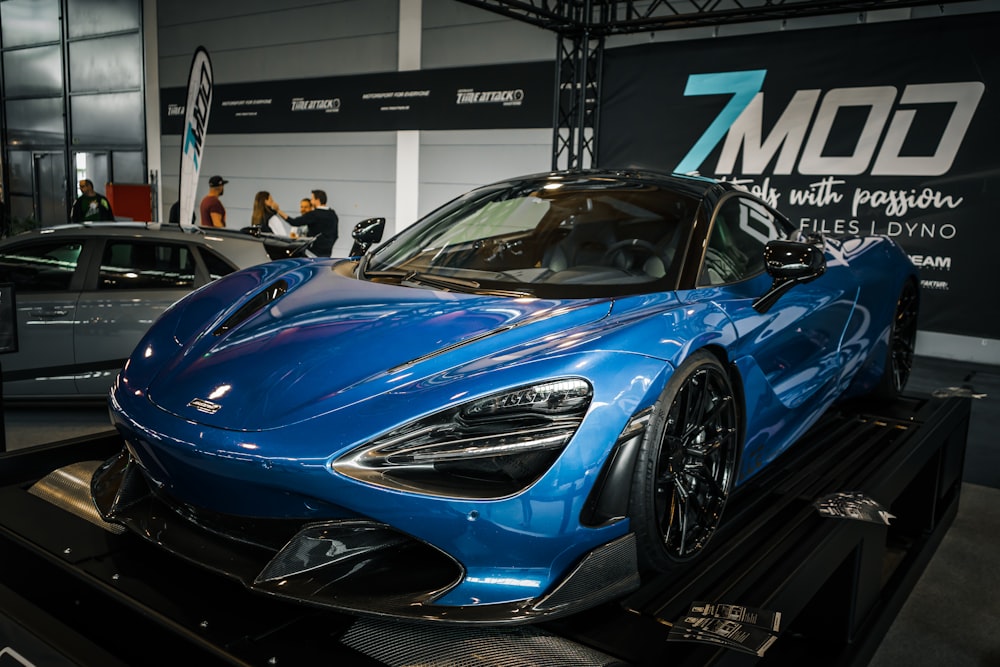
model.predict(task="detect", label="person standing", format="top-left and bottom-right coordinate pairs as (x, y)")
top-left (250, 191), bottom-right (278, 231)
top-left (71, 179), bottom-right (115, 222)
top-left (299, 198), bottom-right (314, 215)
top-left (251, 190), bottom-right (295, 236)
top-left (272, 189), bottom-right (338, 256)
top-left (199, 175), bottom-right (228, 228)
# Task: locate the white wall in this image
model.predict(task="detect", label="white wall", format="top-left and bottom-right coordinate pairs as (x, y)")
top-left (155, 0), bottom-right (400, 85)
top-left (413, 0), bottom-right (557, 224)
top-left (421, 0), bottom-right (554, 68)
top-left (154, 0), bottom-right (402, 255)
top-left (159, 131), bottom-right (398, 239)
top-left (419, 128), bottom-right (552, 218)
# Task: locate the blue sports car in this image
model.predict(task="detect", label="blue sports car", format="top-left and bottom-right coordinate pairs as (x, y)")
top-left (92, 170), bottom-right (919, 624)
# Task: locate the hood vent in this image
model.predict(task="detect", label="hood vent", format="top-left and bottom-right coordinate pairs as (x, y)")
top-left (213, 279), bottom-right (288, 337)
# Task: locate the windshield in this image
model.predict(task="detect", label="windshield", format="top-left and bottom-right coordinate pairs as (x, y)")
top-left (364, 175), bottom-right (699, 298)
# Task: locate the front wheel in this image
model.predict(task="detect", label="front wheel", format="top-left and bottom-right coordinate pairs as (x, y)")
top-left (630, 351), bottom-right (740, 570)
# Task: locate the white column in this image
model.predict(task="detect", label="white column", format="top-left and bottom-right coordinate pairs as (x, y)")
top-left (395, 0), bottom-right (422, 232)
top-left (143, 0), bottom-right (163, 221)
top-left (395, 130), bottom-right (420, 232)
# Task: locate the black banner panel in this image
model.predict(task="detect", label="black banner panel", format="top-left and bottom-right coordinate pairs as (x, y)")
top-left (161, 61), bottom-right (554, 134)
top-left (598, 13), bottom-right (1000, 338)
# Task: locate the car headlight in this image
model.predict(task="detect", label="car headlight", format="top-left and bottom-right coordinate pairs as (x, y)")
top-left (332, 379), bottom-right (592, 499)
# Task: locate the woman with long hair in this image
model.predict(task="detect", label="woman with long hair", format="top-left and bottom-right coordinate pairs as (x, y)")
top-left (250, 190), bottom-right (276, 229)
top-left (254, 190), bottom-right (299, 236)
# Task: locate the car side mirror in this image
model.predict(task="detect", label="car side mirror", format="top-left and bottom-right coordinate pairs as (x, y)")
top-left (349, 217), bottom-right (386, 257)
top-left (752, 240), bottom-right (826, 313)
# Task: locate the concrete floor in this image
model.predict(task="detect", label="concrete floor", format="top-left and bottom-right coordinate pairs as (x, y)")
top-left (1, 399), bottom-right (111, 452)
top-left (868, 482), bottom-right (1000, 667)
top-left (867, 357), bottom-right (1000, 667)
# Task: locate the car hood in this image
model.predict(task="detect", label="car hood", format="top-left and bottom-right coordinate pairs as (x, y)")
top-left (145, 269), bottom-right (613, 430)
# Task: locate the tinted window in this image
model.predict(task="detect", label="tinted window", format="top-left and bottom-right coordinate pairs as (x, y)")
top-left (99, 240), bottom-right (195, 289)
top-left (0, 240), bottom-right (83, 291)
top-left (700, 196), bottom-right (786, 286)
top-left (200, 248), bottom-right (237, 281)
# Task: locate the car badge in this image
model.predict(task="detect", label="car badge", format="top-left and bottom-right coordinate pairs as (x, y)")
top-left (188, 398), bottom-right (222, 414)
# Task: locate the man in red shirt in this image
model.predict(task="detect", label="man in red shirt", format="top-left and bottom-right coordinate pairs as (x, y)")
top-left (199, 175), bottom-right (228, 227)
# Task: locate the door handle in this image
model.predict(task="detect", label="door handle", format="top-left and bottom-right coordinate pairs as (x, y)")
top-left (29, 309), bottom-right (68, 319)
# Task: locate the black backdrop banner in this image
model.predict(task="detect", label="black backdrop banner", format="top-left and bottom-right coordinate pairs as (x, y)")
top-left (161, 61), bottom-right (554, 134)
top-left (598, 13), bottom-right (999, 339)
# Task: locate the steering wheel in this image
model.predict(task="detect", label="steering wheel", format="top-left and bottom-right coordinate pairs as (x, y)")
top-left (602, 238), bottom-right (658, 272)
top-left (476, 237), bottom-right (515, 264)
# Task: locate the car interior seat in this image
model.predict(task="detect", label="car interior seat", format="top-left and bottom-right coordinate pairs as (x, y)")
top-left (543, 219), bottom-right (618, 272)
top-left (640, 231), bottom-right (678, 279)
top-left (599, 218), bottom-right (681, 279)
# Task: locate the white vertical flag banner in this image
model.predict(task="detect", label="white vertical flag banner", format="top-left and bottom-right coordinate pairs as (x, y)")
top-left (178, 47), bottom-right (213, 230)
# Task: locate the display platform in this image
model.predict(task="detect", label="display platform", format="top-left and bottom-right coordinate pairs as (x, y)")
top-left (0, 393), bottom-right (970, 666)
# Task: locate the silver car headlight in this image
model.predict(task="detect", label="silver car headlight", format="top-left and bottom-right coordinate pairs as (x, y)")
top-left (332, 378), bottom-right (592, 499)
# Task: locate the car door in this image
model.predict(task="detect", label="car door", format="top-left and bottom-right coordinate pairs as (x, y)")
top-left (73, 238), bottom-right (200, 396)
top-left (694, 193), bottom-right (859, 408)
top-left (685, 193), bottom-right (861, 479)
top-left (0, 237), bottom-right (88, 397)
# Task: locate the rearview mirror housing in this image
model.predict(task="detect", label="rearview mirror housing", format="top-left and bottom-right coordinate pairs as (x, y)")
top-left (753, 240), bottom-right (827, 313)
top-left (350, 217), bottom-right (386, 256)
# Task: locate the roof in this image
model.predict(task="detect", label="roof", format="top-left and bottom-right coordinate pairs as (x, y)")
top-left (0, 222), bottom-right (288, 270)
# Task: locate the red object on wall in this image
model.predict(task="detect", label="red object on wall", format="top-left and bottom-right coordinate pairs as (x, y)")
top-left (106, 183), bottom-right (152, 222)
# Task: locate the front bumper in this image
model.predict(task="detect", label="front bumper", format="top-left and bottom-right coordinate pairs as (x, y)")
top-left (90, 447), bottom-right (640, 624)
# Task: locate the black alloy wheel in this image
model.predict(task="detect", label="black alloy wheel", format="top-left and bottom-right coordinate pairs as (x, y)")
top-left (889, 279), bottom-right (919, 393)
top-left (872, 278), bottom-right (920, 400)
top-left (630, 351), bottom-right (740, 569)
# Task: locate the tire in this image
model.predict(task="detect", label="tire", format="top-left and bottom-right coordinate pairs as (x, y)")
top-left (629, 350), bottom-right (740, 570)
top-left (870, 279), bottom-right (919, 400)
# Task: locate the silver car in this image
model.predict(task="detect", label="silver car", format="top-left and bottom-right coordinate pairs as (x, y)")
top-left (0, 223), bottom-right (310, 398)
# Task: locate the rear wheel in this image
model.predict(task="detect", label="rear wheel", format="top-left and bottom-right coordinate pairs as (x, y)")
top-left (630, 351), bottom-right (740, 570)
top-left (871, 279), bottom-right (919, 400)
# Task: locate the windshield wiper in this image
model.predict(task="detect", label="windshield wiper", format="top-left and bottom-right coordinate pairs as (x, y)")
top-left (360, 269), bottom-right (530, 297)
top-left (408, 273), bottom-right (533, 297)
top-left (357, 268), bottom-right (476, 290)
top-left (403, 272), bottom-right (480, 292)
top-left (360, 268), bottom-right (409, 280)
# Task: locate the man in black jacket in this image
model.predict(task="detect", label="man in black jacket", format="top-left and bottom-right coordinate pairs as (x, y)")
top-left (273, 189), bottom-right (339, 256)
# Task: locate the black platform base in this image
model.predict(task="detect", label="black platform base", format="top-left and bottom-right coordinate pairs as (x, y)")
top-left (0, 393), bottom-right (970, 666)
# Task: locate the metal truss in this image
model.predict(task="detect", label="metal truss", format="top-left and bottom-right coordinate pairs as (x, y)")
top-left (551, 16), bottom-right (603, 170)
top-left (456, 0), bottom-right (968, 35)
top-left (454, 0), bottom-right (968, 169)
